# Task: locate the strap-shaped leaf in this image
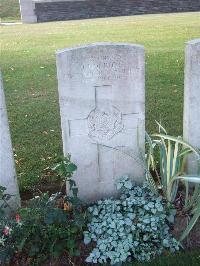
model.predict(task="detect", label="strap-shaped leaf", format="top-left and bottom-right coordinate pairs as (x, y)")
top-left (179, 202), bottom-right (200, 242)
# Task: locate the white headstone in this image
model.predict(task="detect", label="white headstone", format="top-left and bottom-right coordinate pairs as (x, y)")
top-left (0, 72), bottom-right (20, 213)
top-left (56, 43), bottom-right (145, 202)
top-left (183, 39), bottom-right (200, 174)
top-left (19, 0), bottom-right (37, 23)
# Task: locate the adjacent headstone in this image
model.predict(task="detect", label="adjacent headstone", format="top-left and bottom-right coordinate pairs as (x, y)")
top-left (57, 43), bottom-right (145, 202)
top-left (19, 0), bottom-right (37, 23)
top-left (0, 72), bottom-right (21, 214)
top-left (183, 39), bottom-right (200, 174)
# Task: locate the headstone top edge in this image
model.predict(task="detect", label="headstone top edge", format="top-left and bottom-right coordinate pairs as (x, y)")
top-left (56, 42), bottom-right (144, 55)
top-left (186, 39), bottom-right (200, 46)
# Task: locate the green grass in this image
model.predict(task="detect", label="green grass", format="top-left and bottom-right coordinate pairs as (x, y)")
top-left (1, 12), bottom-right (200, 191)
top-left (0, 0), bottom-right (20, 22)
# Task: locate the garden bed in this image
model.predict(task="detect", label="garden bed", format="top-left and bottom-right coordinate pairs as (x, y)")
top-left (1, 130), bottom-right (199, 265)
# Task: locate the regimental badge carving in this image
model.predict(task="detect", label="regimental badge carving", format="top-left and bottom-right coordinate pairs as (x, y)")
top-left (88, 106), bottom-right (124, 141)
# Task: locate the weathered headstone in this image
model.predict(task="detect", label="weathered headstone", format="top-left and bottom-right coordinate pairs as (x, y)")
top-left (19, 0), bottom-right (37, 23)
top-left (0, 72), bottom-right (20, 213)
top-left (56, 43), bottom-right (145, 202)
top-left (183, 39), bottom-right (200, 174)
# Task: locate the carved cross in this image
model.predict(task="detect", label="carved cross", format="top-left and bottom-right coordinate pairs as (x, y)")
top-left (67, 85), bottom-right (141, 183)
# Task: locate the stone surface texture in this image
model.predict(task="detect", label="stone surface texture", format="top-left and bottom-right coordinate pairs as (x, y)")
top-left (19, 0), bottom-right (37, 23)
top-left (183, 39), bottom-right (200, 174)
top-left (56, 43), bottom-right (145, 202)
top-left (0, 72), bottom-right (20, 213)
top-left (34, 0), bottom-right (200, 23)
top-left (19, 0), bottom-right (200, 23)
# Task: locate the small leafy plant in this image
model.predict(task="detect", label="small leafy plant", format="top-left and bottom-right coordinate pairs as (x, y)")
top-left (52, 155), bottom-right (78, 196)
top-left (0, 156), bottom-right (87, 265)
top-left (0, 186), bottom-right (13, 216)
top-left (0, 193), bottom-right (85, 264)
top-left (84, 176), bottom-right (179, 265)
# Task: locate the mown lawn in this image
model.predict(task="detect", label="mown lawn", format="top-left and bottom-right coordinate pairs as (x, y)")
top-left (1, 12), bottom-right (200, 191)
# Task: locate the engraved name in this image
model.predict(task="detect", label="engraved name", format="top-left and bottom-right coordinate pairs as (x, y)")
top-left (65, 52), bottom-right (139, 81)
